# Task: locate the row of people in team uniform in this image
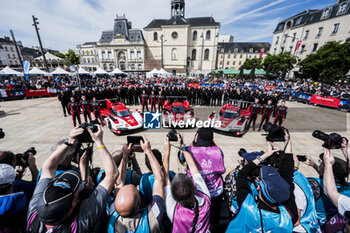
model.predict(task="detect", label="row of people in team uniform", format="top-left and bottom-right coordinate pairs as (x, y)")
top-left (67, 96), bottom-right (104, 127)
top-left (58, 85), bottom-right (282, 109)
top-left (246, 99), bottom-right (288, 131)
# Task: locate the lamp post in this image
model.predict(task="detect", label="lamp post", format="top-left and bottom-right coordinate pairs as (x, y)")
top-left (32, 15), bottom-right (49, 72)
top-left (160, 34), bottom-right (164, 69)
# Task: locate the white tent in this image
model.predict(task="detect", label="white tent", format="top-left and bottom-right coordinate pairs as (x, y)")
top-left (0, 66), bottom-right (23, 76)
top-left (146, 68), bottom-right (159, 78)
top-left (94, 67), bottom-right (108, 75)
top-left (158, 68), bottom-right (171, 77)
top-left (51, 67), bottom-right (71, 76)
top-left (110, 68), bottom-right (125, 75)
top-left (35, 52), bottom-right (64, 61)
top-left (78, 67), bottom-right (91, 75)
top-left (29, 67), bottom-right (50, 76)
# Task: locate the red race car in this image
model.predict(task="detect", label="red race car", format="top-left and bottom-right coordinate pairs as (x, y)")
top-left (208, 104), bottom-right (251, 136)
top-left (100, 99), bottom-right (143, 135)
top-left (162, 99), bottom-right (196, 128)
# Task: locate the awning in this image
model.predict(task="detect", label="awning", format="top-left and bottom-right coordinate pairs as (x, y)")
top-left (223, 68), bottom-right (239, 75)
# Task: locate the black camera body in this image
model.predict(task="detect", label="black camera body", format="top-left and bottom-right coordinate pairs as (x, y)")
top-left (263, 122), bottom-right (286, 142)
top-left (16, 147), bottom-right (37, 167)
top-left (167, 129), bottom-right (178, 142)
top-left (0, 128), bottom-right (4, 139)
top-left (312, 130), bottom-right (347, 149)
top-left (72, 144), bottom-right (93, 164)
top-left (78, 122), bottom-right (98, 143)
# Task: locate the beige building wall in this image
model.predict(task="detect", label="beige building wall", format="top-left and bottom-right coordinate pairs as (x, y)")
top-left (297, 14), bottom-right (350, 60)
top-left (144, 25), bottom-right (219, 74)
top-left (217, 52), bottom-right (267, 70)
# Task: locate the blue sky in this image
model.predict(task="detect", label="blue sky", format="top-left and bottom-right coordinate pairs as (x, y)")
top-left (0, 0), bottom-right (336, 51)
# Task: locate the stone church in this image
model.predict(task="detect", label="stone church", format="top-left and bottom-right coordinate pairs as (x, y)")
top-left (144, 0), bottom-right (220, 75)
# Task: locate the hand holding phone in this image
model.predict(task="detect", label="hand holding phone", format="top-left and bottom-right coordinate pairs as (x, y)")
top-left (127, 136), bottom-right (144, 152)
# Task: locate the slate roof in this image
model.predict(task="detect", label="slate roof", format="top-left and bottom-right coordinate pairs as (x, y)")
top-left (218, 42), bottom-right (271, 54)
top-left (0, 37), bottom-right (14, 45)
top-left (144, 16), bottom-right (220, 29)
top-left (274, 0), bottom-right (350, 32)
top-left (82, 42), bottom-right (97, 45)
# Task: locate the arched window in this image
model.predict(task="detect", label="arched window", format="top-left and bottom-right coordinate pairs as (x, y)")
top-left (103, 64), bottom-right (107, 70)
top-left (193, 31), bottom-right (197, 40)
top-left (138, 64), bottom-right (142, 70)
top-left (153, 32), bottom-right (158, 41)
top-left (337, 2), bottom-right (348, 15)
top-left (131, 64), bottom-right (135, 70)
top-left (109, 64), bottom-right (113, 71)
top-left (204, 49), bottom-right (209, 60)
top-left (206, 31), bottom-right (211, 40)
top-left (192, 49), bottom-right (197, 60)
top-left (285, 20), bottom-right (292, 29)
top-left (321, 7), bottom-right (332, 19)
top-left (172, 48), bottom-right (177, 60)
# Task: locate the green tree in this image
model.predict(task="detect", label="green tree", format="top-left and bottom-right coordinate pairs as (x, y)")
top-left (299, 39), bottom-right (350, 84)
top-left (65, 49), bottom-right (80, 65)
top-left (53, 52), bottom-right (66, 59)
top-left (262, 52), bottom-right (297, 74)
top-left (241, 57), bottom-right (263, 70)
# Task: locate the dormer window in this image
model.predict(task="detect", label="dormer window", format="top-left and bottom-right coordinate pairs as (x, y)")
top-left (321, 7), bottom-right (332, 19)
top-left (285, 20), bottom-right (292, 29)
top-left (249, 48), bottom-right (253, 53)
top-left (295, 16), bottom-right (302, 25)
top-left (337, 2), bottom-right (348, 15)
top-left (234, 48), bottom-right (238, 53)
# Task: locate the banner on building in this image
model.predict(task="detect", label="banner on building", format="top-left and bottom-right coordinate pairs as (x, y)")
top-left (295, 41), bottom-right (302, 52)
top-left (259, 49), bottom-right (264, 58)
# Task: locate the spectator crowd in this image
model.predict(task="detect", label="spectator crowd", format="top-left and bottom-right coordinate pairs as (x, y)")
top-left (1, 123), bottom-right (350, 233)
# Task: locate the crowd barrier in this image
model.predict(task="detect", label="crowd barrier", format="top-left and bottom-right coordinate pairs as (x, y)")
top-left (293, 92), bottom-right (350, 111)
top-left (0, 88), bottom-right (58, 100)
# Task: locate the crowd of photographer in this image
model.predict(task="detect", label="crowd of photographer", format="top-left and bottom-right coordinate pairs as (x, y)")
top-left (1, 122), bottom-right (350, 232)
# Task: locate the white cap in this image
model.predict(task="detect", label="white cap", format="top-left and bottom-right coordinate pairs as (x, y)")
top-left (0, 164), bottom-right (16, 185)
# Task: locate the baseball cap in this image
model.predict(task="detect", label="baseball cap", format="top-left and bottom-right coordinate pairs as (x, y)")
top-left (196, 128), bottom-right (214, 147)
top-left (0, 164), bottom-right (16, 185)
top-left (36, 170), bottom-right (82, 225)
top-left (260, 166), bottom-right (290, 204)
top-left (242, 151), bottom-right (265, 163)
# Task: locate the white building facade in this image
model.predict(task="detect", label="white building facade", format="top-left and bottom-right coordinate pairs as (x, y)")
top-left (271, 0), bottom-right (350, 61)
top-left (217, 42), bottom-right (270, 70)
top-left (0, 37), bottom-right (21, 68)
top-left (144, 0), bottom-right (220, 75)
top-left (77, 15), bottom-right (146, 72)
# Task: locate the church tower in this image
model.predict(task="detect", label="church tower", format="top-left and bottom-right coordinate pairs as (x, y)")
top-left (171, 0), bottom-right (185, 18)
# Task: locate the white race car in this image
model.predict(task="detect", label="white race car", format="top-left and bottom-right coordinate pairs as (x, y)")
top-left (208, 104), bottom-right (251, 136)
top-left (101, 99), bottom-right (143, 135)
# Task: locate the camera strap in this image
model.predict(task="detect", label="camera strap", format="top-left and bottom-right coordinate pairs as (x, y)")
top-left (191, 199), bottom-right (199, 233)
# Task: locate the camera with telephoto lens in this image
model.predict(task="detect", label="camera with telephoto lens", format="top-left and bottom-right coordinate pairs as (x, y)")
top-left (78, 121), bottom-right (99, 143)
top-left (312, 130), bottom-right (347, 149)
top-left (0, 128), bottom-right (4, 139)
top-left (167, 129), bottom-right (179, 142)
top-left (16, 147), bottom-right (36, 167)
top-left (263, 122), bottom-right (286, 142)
